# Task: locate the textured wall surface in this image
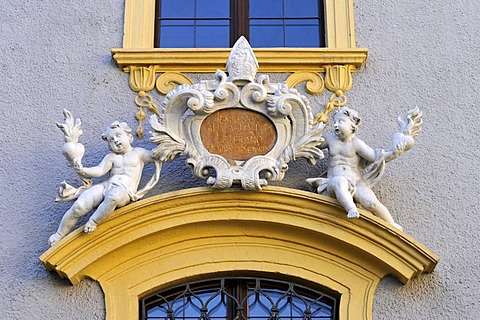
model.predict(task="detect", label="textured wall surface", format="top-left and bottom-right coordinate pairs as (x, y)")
top-left (0, 0), bottom-right (479, 319)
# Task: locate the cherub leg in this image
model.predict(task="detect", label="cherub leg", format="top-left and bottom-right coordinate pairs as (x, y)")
top-left (354, 183), bottom-right (403, 230)
top-left (49, 185), bottom-right (104, 245)
top-left (328, 176), bottom-right (360, 219)
top-left (84, 187), bottom-right (131, 233)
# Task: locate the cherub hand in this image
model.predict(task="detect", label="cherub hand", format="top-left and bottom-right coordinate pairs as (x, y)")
top-left (73, 161), bottom-right (84, 174)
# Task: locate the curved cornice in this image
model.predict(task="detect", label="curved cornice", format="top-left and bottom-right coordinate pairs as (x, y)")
top-left (40, 187), bottom-right (438, 320)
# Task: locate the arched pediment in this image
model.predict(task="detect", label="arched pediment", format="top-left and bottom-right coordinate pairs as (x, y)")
top-left (40, 187), bottom-right (438, 320)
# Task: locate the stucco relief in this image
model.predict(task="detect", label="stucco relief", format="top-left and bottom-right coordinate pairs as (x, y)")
top-left (49, 38), bottom-right (424, 242)
top-left (49, 110), bottom-right (161, 246)
top-left (149, 37), bottom-right (325, 190)
top-left (307, 107), bottom-right (422, 230)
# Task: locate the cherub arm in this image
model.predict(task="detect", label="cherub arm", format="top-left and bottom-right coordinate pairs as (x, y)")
top-left (139, 147), bottom-right (155, 164)
top-left (355, 138), bottom-right (377, 163)
top-left (132, 148), bottom-right (162, 201)
top-left (75, 154), bottom-right (114, 178)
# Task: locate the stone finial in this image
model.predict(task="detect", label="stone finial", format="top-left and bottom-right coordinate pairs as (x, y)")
top-left (226, 36), bottom-right (259, 85)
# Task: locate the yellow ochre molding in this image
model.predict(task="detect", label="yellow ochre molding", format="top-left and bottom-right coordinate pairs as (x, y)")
top-left (112, 48), bottom-right (368, 72)
top-left (40, 187), bottom-right (439, 320)
top-left (121, 0), bottom-right (358, 50)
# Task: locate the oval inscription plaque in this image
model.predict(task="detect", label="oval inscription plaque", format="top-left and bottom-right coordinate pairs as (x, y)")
top-left (200, 109), bottom-right (277, 161)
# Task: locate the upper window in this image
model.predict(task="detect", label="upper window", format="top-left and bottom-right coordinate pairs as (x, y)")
top-left (155, 0), bottom-right (325, 48)
top-left (140, 277), bottom-right (338, 320)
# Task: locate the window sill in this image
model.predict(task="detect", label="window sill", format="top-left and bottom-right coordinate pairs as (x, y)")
top-left (111, 47), bottom-right (368, 72)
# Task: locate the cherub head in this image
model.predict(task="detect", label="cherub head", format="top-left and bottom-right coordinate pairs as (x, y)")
top-left (333, 107), bottom-right (361, 138)
top-left (102, 121), bottom-right (134, 154)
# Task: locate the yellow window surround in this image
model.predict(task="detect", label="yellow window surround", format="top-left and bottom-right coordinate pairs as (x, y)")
top-left (111, 0), bottom-right (368, 137)
top-left (40, 187), bottom-right (439, 320)
top-left (113, 0), bottom-right (368, 71)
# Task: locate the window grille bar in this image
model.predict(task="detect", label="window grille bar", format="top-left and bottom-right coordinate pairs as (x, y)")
top-left (141, 278), bottom-right (338, 320)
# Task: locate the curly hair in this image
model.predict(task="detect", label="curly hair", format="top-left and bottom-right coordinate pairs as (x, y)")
top-left (101, 121), bottom-right (133, 141)
top-left (334, 107), bottom-right (361, 133)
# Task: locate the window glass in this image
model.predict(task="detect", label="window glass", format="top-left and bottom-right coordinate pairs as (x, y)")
top-left (161, 0), bottom-right (195, 18)
top-left (196, 24), bottom-right (230, 47)
top-left (159, 22), bottom-right (195, 48)
top-left (155, 0), bottom-right (324, 48)
top-left (285, 0), bottom-right (319, 18)
top-left (157, 0), bottom-right (230, 48)
top-left (249, 0), bottom-right (322, 47)
top-left (196, 0), bottom-right (229, 18)
top-left (250, 0), bottom-right (283, 18)
top-left (141, 277), bottom-right (338, 320)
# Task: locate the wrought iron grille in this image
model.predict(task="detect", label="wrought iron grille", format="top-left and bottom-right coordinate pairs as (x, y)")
top-left (140, 277), bottom-right (338, 320)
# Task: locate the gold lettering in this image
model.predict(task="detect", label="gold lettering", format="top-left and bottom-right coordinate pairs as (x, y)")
top-left (200, 109), bottom-right (277, 161)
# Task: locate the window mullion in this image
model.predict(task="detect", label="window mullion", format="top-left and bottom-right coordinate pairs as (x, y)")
top-left (231, 0), bottom-right (249, 46)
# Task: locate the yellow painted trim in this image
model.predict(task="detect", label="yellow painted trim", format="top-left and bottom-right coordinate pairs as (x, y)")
top-left (123, 0), bottom-right (155, 48)
top-left (122, 0), bottom-right (357, 50)
top-left (117, 0), bottom-right (366, 72)
top-left (111, 48), bottom-right (368, 72)
top-left (156, 72), bottom-right (194, 95)
top-left (40, 187), bottom-right (438, 320)
top-left (325, 0), bottom-right (356, 48)
top-left (286, 71), bottom-right (325, 94)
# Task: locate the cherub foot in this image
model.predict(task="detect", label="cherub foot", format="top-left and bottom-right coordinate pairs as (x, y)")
top-left (347, 209), bottom-right (360, 219)
top-left (84, 219), bottom-right (98, 233)
top-left (392, 222), bottom-right (403, 231)
top-left (48, 232), bottom-right (63, 246)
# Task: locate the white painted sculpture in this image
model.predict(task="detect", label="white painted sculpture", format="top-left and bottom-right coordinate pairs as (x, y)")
top-left (307, 107), bottom-right (422, 229)
top-left (48, 38), bottom-right (420, 245)
top-left (49, 110), bottom-right (161, 246)
top-left (149, 37), bottom-right (324, 190)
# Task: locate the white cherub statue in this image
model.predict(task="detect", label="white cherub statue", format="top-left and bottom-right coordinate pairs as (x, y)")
top-left (49, 110), bottom-right (161, 246)
top-left (307, 107), bottom-right (422, 230)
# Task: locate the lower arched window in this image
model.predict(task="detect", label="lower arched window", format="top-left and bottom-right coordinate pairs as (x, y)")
top-left (140, 277), bottom-right (339, 320)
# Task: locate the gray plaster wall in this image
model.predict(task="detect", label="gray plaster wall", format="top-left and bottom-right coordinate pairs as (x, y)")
top-left (0, 0), bottom-right (478, 319)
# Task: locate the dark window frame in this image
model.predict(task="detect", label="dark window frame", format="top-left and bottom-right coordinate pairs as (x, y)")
top-left (154, 0), bottom-right (326, 48)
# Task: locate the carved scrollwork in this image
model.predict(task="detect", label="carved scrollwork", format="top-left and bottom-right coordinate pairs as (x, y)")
top-left (241, 156), bottom-right (281, 190)
top-left (162, 83), bottom-right (215, 116)
top-left (186, 155), bottom-right (233, 189)
top-left (266, 85), bottom-right (302, 118)
top-left (156, 72), bottom-right (193, 95)
top-left (212, 70), bottom-right (241, 107)
top-left (148, 37), bottom-right (325, 190)
top-left (280, 122), bottom-right (325, 165)
top-left (286, 71), bottom-right (325, 95)
top-left (240, 81), bottom-right (268, 109)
